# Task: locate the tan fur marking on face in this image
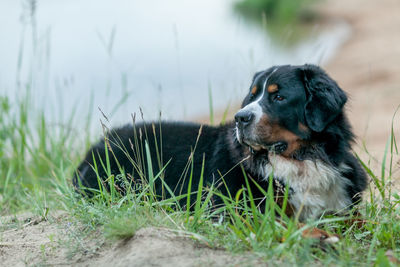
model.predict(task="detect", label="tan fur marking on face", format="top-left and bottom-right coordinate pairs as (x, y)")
top-left (255, 114), bottom-right (304, 158)
top-left (267, 84), bottom-right (278, 93)
top-left (298, 123), bottom-right (309, 133)
top-left (251, 86), bottom-right (258, 95)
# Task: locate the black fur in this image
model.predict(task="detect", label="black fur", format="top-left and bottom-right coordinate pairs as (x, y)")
top-left (73, 64), bottom-right (367, 218)
top-left (74, 121), bottom-right (267, 208)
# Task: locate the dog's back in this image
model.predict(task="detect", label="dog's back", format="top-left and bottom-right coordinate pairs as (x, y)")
top-left (73, 121), bottom-right (256, 204)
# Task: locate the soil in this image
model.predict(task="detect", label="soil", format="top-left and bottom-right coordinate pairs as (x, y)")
top-left (0, 213), bottom-right (261, 267)
top-left (0, 212), bottom-right (102, 266)
top-left (1, 0), bottom-right (400, 266)
top-left (319, 0), bottom-right (400, 168)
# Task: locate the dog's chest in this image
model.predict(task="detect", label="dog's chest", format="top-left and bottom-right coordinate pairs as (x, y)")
top-left (260, 154), bottom-right (352, 221)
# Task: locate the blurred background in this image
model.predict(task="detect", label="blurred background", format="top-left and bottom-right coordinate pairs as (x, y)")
top-left (0, 0), bottom-right (399, 161)
top-left (0, 0), bottom-right (349, 124)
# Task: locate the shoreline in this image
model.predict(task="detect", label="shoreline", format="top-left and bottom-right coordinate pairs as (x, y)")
top-left (197, 0), bottom-right (400, 168)
top-left (319, 0), bottom-right (400, 166)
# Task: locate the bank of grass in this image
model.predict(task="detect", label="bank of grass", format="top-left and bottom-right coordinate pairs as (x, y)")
top-left (0, 93), bottom-right (400, 266)
top-left (235, 0), bottom-right (315, 23)
top-left (234, 0), bottom-right (321, 46)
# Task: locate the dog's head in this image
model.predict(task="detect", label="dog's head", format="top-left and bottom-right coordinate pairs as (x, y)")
top-left (235, 64), bottom-right (347, 157)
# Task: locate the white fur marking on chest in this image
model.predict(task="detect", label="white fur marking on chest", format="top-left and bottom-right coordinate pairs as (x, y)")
top-left (261, 154), bottom-right (352, 221)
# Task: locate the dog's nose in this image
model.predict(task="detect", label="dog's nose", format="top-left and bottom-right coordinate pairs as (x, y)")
top-left (235, 110), bottom-right (254, 127)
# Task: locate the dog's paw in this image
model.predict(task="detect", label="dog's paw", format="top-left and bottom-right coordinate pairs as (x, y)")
top-left (300, 224), bottom-right (339, 244)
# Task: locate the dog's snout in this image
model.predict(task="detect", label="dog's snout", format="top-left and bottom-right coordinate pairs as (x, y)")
top-left (235, 110), bottom-right (254, 127)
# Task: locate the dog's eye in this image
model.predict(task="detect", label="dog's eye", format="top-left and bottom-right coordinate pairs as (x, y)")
top-left (274, 94), bottom-right (285, 102)
top-left (249, 93), bottom-right (257, 100)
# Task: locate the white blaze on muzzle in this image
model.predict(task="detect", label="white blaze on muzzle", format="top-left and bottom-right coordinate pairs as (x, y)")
top-left (237, 67), bottom-right (279, 125)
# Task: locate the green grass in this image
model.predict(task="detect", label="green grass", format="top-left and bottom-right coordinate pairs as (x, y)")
top-left (1, 89), bottom-right (400, 266)
top-left (234, 0), bottom-right (321, 46)
top-left (235, 0), bottom-right (315, 23)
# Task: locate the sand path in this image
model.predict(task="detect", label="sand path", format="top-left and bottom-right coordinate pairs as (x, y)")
top-left (320, 0), bottom-right (400, 159)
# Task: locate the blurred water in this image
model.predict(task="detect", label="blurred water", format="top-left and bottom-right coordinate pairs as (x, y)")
top-left (0, 0), bottom-right (350, 128)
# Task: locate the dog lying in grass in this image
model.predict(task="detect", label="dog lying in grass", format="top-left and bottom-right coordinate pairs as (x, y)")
top-left (73, 64), bottom-right (367, 239)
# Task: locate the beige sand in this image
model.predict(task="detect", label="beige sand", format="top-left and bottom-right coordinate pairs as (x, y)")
top-left (0, 213), bottom-right (262, 266)
top-left (320, 0), bottom-right (400, 158)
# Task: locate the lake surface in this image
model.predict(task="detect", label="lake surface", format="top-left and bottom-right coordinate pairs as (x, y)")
top-left (0, 0), bottom-right (350, 128)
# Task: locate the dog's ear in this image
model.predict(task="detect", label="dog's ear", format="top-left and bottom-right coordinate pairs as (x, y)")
top-left (301, 64), bottom-right (347, 132)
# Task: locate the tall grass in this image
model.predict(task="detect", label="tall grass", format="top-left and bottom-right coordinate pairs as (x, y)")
top-left (0, 92), bottom-right (86, 215)
top-left (70, 111), bottom-right (400, 264)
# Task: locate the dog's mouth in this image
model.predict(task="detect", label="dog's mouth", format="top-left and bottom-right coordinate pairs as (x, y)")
top-left (236, 127), bottom-right (288, 155)
top-left (243, 140), bottom-right (288, 155)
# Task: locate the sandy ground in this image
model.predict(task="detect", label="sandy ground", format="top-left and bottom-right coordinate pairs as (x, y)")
top-left (0, 212), bottom-right (103, 266)
top-left (316, 0), bottom-right (400, 184)
top-left (319, 0), bottom-right (400, 163)
top-left (1, 0), bottom-right (400, 266)
top-left (0, 213), bottom-right (262, 267)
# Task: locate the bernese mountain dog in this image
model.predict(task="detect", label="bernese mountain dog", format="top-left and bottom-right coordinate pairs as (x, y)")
top-left (73, 64), bottom-right (367, 222)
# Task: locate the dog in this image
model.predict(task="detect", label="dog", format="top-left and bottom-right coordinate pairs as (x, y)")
top-left (73, 64), bottom-right (367, 222)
